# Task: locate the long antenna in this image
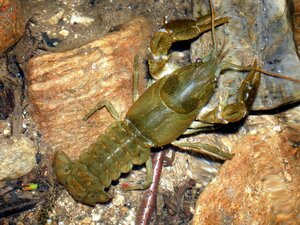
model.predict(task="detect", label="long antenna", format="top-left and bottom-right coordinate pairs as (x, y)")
top-left (248, 67), bottom-right (300, 83)
top-left (209, 0), bottom-right (300, 83)
top-left (209, 0), bottom-right (217, 50)
top-left (223, 62), bottom-right (300, 83)
top-left (255, 68), bottom-right (300, 83)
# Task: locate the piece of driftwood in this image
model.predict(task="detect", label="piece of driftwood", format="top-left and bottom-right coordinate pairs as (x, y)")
top-left (27, 17), bottom-right (151, 159)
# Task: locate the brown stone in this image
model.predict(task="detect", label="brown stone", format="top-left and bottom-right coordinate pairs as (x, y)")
top-left (192, 126), bottom-right (300, 225)
top-left (27, 17), bottom-right (151, 159)
top-left (0, 0), bottom-right (25, 53)
top-left (293, 0), bottom-right (300, 48)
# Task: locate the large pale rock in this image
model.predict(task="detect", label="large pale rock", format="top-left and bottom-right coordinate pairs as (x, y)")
top-left (27, 17), bottom-right (151, 159)
top-left (0, 136), bottom-right (36, 181)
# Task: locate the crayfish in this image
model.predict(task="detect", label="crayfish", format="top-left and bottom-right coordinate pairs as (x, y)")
top-left (53, 1), bottom-right (300, 206)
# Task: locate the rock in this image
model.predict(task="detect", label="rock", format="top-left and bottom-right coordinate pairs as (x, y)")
top-left (47, 9), bottom-right (65, 25)
top-left (293, 0), bottom-right (300, 49)
top-left (59, 29), bottom-right (70, 37)
top-left (81, 217), bottom-right (92, 224)
top-left (91, 213), bottom-right (101, 222)
top-left (0, 0), bottom-right (25, 53)
top-left (0, 120), bottom-right (11, 137)
top-left (70, 14), bottom-right (94, 26)
top-left (192, 124), bottom-right (300, 225)
top-left (26, 17), bottom-right (151, 159)
top-left (0, 136), bottom-right (37, 181)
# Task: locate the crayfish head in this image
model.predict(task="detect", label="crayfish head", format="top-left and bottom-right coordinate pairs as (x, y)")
top-left (53, 150), bottom-right (72, 186)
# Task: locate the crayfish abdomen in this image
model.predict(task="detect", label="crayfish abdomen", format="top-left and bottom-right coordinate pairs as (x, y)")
top-left (54, 120), bottom-right (152, 205)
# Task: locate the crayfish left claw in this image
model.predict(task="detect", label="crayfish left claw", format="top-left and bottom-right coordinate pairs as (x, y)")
top-left (148, 15), bottom-right (230, 79)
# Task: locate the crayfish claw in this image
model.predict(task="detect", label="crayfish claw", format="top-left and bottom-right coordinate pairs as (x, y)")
top-left (148, 14), bottom-right (230, 79)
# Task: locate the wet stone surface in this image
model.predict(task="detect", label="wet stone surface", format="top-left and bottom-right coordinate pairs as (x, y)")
top-left (0, 137), bottom-right (36, 181)
top-left (0, 0), bottom-right (300, 224)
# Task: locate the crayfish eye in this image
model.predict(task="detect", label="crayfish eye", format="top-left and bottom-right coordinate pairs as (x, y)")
top-left (196, 58), bottom-right (202, 64)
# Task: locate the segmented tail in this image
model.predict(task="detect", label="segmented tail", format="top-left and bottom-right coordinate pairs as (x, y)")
top-left (53, 150), bottom-right (72, 186)
top-left (53, 150), bottom-right (112, 205)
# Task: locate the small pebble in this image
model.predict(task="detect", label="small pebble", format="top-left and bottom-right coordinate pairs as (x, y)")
top-left (3, 129), bottom-right (10, 136)
top-left (70, 15), bottom-right (94, 26)
top-left (59, 29), bottom-right (70, 37)
top-left (249, 129), bottom-right (257, 135)
top-left (113, 193), bottom-right (125, 206)
top-left (92, 214), bottom-right (101, 222)
top-left (283, 171), bottom-right (292, 182)
top-left (120, 206), bottom-right (129, 214)
top-left (47, 10), bottom-right (65, 25)
top-left (82, 217), bottom-right (92, 224)
top-left (272, 125), bottom-right (282, 132)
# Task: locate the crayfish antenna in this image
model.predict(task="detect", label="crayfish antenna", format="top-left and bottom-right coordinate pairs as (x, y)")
top-left (199, 0), bottom-right (225, 63)
top-left (207, 0), bottom-right (229, 61)
top-left (209, 0), bottom-right (217, 51)
top-left (221, 61), bottom-right (300, 83)
top-left (253, 68), bottom-right (300, 83)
